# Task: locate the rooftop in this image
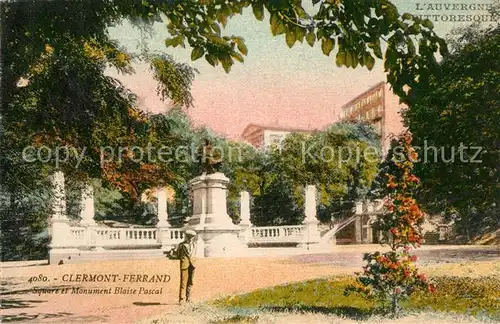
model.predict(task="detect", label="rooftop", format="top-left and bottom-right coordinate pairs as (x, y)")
top-left (341, 81), bottom-right (385, 109)
top-left (242, 123), bottom-right (318, 136)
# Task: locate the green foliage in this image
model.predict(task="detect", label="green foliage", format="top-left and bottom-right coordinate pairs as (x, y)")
top-left (212, 276), bottom-right (500, 320)
top-left (150, 54), bottom-right (198, 108)
top-left (272, 122), bottom-right (381, 223)
top-left (403, 24), bottom-right (500, 240)
top-left (251, 176), bottom-right (303, 226)
top-left (0, 188), bottom-right (51, 261)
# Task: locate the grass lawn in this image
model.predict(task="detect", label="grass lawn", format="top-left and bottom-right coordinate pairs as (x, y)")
top-left (209, 275), bottom-right (500, 322)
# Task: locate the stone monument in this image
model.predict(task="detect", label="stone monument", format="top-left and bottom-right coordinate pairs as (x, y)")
top-left (187, 172), bottom-right (248, 257)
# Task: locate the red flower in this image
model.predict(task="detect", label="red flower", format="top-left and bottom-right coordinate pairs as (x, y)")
top-left (428, 284), bottom-right (436, 293)
top-left (410, 255), bottom-right (418, 262)
top-left (394, 287), bottom-right (402, 294)
top-left (409, 204), bottom-right (419, 213)
top-left (418, 274), bottom-right (427, 282)
top-left (408, 174), bottom-right (420, 183)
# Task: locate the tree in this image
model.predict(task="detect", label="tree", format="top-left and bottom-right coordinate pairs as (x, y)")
top-left (234, 122), bottom-right (380, 226)
top-left (403, 24), bottom-right (500, 240)
top-left (270, 122), bottom-right (380, 224)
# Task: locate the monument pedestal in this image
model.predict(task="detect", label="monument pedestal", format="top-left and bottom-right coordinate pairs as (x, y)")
top-left (187, 172), bottom-right (248, 257)
top-left (49, 218), bottom-right (80, 264)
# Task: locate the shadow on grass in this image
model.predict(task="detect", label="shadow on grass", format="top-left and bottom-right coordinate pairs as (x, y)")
top-left (208, 314), bottom-right (259, 323)
top-left (1, 313), bottom-right (111, 323)
top-left (261, 305), bottom-right (384, 321)
top-left (1, 312), bottom-right (72, 323)
top-left (1, 298), bottom-right (47, 309)
top-left (208, 305), bottom-right (387, 323)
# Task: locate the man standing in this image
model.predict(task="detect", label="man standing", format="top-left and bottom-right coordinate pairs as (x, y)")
top-left (168, 229), bottom-right (197, 304)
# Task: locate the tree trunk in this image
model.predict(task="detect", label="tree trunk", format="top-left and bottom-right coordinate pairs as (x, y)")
top-left (391, 295), bottom-right (399, 318)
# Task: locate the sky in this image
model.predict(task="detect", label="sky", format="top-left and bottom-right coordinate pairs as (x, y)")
top-left (107, 0), bottom-right (495, 139)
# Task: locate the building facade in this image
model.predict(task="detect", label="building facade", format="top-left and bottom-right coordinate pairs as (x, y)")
top-left (340, 82), bottom-right (406, 154)
top-left (241, 124), bottom-right (315, 148)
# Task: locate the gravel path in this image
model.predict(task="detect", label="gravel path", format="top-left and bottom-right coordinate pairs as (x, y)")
top-left (2, 245), bottom-right (499, 323)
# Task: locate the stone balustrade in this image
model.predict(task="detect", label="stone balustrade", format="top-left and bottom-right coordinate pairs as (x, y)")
top-left (248, 225), bottom-right (304, 244)
top-left (48, 171), bottom-right (330, 263)
top-left (66, 226), bottom-right (185, 248)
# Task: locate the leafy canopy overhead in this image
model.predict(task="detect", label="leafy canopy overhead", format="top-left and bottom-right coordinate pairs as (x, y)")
top-left (161, 0), bottom-right (447, 99)
top-left (3, 0), bottom-right (447, 106)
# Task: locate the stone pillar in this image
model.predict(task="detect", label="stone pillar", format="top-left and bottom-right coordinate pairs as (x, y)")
top-left (367, 201), bottom-right (374, 214)
top-left (49, 171), bottom-right (76, 264)
top-left (367, 216), bottom-right (377, 243)
top-left (353, 201), bottom-right (364, 244)
top-left (238, 191), bottom-right (251, 244)
top-left (156, 187), bottom-right (169, 227)
top-left (156, 187), bottom-right (171, 250)
top-left (187, 173), bottom-right (247, 257)
top-left (354, 215), bottom-right (362, 244)
top-left (374, 199), bottom-right (384, 212)
top-left (355, 201), bottom-right (363, 215)
top-left (300, 185), bottom-right (320, 250)
top-left (79, 183), bottom-right (96, 226)
top-left (239, 191), bottom-right (251, 227)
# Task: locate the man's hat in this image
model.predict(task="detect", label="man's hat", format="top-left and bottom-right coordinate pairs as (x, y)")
top-left (185, 229), bottom-right (197, 237)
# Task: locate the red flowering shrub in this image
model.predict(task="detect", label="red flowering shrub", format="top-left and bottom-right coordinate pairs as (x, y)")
top-left (345, 133), bottom-right (436, 317)
top-left (345, 249), bottom-right (436, 315)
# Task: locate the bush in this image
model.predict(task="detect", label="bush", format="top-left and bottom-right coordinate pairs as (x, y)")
top-left (346, 134), bottom-right (435, 317)
top-left (345, 249), bottom-right (435, 315)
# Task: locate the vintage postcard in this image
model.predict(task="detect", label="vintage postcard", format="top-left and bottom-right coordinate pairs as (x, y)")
top-left (1, 0), bottom-right (499, 323)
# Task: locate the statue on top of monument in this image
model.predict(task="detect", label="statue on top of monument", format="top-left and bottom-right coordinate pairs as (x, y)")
top-left (198, 138), bottom-right (223, 174)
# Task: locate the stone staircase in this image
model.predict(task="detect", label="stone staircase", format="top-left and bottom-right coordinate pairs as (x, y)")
top-left (319, 215), bottom-right (357, 245)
